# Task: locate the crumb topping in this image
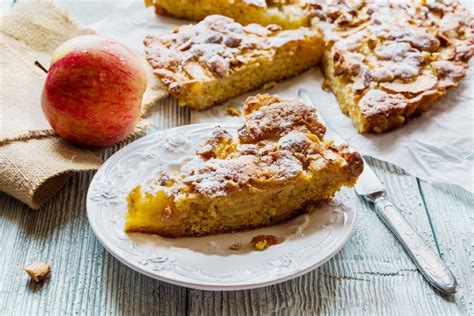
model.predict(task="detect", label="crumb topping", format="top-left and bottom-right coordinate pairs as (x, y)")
top-left (162, 94), bottom-right (360, 198)
top-left (278, 131), bottom-right (311, 153)
top-left (432, 60), bottom-right (468, 88)
top-left (196, 128), bottom-right (234, 159)
top-left (181, 155), bottom-right (261, 196)
top-left (358, 89), bottom-right (407, 116)
top-left (144, 15), bottom-right (318, 84)
top-left (238, 96), bottom-right (326, 143)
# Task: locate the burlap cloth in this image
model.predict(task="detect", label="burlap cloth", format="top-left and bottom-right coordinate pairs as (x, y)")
top-left (0, 1), bottom-right (168, 209)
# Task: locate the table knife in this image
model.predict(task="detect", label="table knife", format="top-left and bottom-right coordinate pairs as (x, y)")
top-left (298, 88), bottom-right (458, 295)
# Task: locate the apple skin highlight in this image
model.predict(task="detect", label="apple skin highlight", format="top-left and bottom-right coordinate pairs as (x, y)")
top-left (41, 35), bottom-right (147, 146)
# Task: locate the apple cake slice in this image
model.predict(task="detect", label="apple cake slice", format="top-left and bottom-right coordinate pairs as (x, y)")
top-left (125, 94), bottom-right (364, 237)
top-left (144, 15), bottom-right (323, 110)
top-left (145, 0), bottom-right (320, 30)
top-left (318, 0), bottom-right (474, 133)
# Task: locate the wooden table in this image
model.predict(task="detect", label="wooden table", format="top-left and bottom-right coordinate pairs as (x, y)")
top-left (1, 2), bottom-right (473, 315)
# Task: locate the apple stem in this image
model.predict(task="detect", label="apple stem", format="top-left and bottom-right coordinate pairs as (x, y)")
top-left (34, 61), bottom-right (49, 74)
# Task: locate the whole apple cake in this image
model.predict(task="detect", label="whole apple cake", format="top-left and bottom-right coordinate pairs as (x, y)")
top-left (144, 15), bottom-right (324, 110)
top-left (145, 0), bottom-right (474, 133)
top-left (125, 94), bottom-right (364, 237)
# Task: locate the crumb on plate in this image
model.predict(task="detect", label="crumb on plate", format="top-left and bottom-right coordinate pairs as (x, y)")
top-left (229, 242), bottom-right (243, 250)
top-left (251, 235), bottom-right (278, 251)
top-left (321, 79), bottom-right (331, 92)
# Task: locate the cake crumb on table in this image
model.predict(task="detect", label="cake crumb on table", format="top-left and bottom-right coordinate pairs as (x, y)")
top-left (321, 79), bottom-right (331, 92)
top-left (24, 262), bottom-right (51, 283)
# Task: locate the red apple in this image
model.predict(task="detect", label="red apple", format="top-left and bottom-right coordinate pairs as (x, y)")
top-left (41, 34), bottom-right (147, 146)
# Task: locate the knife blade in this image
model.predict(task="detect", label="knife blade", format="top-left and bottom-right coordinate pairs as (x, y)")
top-left (298, 88), bottom-right (458, 295)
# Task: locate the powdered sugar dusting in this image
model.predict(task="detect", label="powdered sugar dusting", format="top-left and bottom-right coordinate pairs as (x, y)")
top-left (145, 15), bottom-right (318, 80)
top-left (146, 95), bottom-right (360, 198)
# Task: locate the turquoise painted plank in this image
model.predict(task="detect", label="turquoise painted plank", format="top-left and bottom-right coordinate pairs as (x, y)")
top-left (419, 182), bottom-right (474, 315)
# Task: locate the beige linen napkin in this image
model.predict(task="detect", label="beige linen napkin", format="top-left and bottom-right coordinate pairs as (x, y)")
top-left (0, 1), bottom-right (167, 209)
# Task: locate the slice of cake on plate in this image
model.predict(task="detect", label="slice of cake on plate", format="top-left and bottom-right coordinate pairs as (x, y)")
top-left (145, 0), bottom-right (319, 30)
top-left (144, 15), bottom-right (323, 110)
top-left (318, 0), bottom-right (473, 133)
top-left (125, 94), bottom-right (364, 237)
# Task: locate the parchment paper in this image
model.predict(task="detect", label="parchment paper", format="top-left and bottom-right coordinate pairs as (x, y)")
top-left (66, 0), bottom-right (474, 193)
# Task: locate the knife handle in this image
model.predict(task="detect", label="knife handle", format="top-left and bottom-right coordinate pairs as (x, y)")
top-left (370, 193), bottom-right (458, 295)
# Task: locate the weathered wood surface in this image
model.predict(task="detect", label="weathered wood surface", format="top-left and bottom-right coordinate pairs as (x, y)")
top-left (2, 154), bottom-right (472, 315)
top-left (0, 101), bottom-right (190, 316)
top-left (418, 182), bottom-right (474, 314)
top-left (1, 1), bottom-right (473, 315)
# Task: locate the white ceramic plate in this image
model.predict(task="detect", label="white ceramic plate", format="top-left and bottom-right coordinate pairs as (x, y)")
top-left (86, 123), bottom-right (358, 291)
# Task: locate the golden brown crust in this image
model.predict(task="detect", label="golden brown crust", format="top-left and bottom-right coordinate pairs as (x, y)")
top-left (338, 147), bottom-right (364, 177)
top-left (148, 0), bottom-right (322, 29)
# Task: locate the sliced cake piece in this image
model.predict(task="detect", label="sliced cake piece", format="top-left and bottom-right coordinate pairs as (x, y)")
top-left (145, 0), bottom-right (320, 30)
top-left (125, 94), bottom-right (364, 237)
top-left (318, 0), bottom-right (473, 133)
top-left (144, 15), bottom-right (324, 110)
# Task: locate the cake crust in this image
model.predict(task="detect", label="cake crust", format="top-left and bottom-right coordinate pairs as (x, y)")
top-left (146, 0), bottom-right (321, 30)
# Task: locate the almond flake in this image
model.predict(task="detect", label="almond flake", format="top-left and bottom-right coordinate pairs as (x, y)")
top-left (183, 62), bottom-right (213, 80)
top-left (380, 73), bottom-right (438, 94)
